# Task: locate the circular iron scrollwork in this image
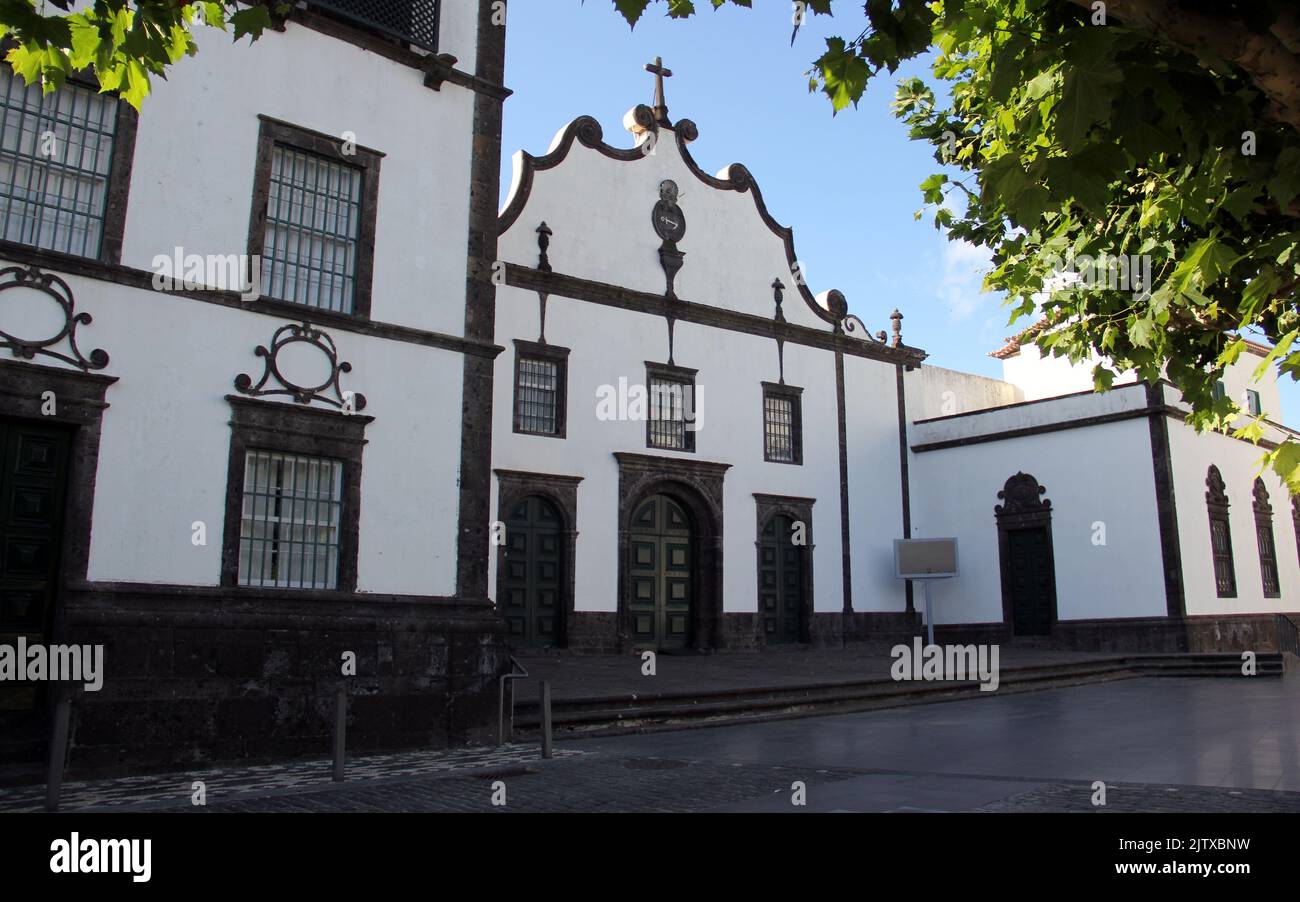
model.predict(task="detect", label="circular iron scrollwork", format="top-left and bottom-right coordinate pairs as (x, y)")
top-left (235, 321), bottom-right (367, 410)
top-left (0, 264), bottom-right (108, 370)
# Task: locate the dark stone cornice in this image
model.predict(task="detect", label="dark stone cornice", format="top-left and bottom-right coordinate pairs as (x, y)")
top-left (505, 263), bottom-right (927, 366)
top-left (0, 241), bottom-right (503, 360)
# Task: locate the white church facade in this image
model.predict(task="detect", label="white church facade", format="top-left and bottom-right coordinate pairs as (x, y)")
top-left (491, 70), bottom-right (1300, 658)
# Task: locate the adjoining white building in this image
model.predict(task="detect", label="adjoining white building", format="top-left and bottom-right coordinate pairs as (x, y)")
top-left (0, 2), bottom-right (510, 768)
top-left (491, 70), bottom-right (1299, 658)
top-left (908, 334), bottom-right (1300, 652)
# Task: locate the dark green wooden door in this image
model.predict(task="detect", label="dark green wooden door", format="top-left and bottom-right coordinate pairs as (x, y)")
top-left (629, 494), bottom-right (692, 650)
top-left (1007, 527), bottom-right (1054, 636)
top-left (0, 419), bottom-right (71, 716)
top-left (759, 514), bottom-right (803, 644)
top-left (500, 496), bottom-right (563, 647)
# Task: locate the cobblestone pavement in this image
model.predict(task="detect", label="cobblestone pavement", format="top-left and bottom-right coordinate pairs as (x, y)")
top-left (131, 758), bottom-right (1300, 814)
top-left (0, 744), bottom-right (582, 813)
top-left (977, 782), bottom-right (1300, 813)
top-left (173, 755), bottom-right (867, 813)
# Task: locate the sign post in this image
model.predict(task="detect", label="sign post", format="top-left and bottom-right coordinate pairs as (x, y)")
top-left (893, 538), bottom-right (959, 647)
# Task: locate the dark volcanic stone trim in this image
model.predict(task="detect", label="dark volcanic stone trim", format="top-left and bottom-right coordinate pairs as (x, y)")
top-left (614, 452), bottom-right (730, 651)
top-left (511, 339), bottom-right (569, 438)
top-left (455, 0), bottom-right (509, 601)
top-left (911, 407), bottom-right (1161, 453)
top-left (505, 264), bottom-right (925, 366)
top-left (60, 580), bottom-right (506, 770)
top-left (100, 101), bottom-right (138, 265)
top-left (995, 473), bottom-right (1058, 633)
top-left (914, 381), bottom-right (1146, 425)
top-left (0, 360), bottom-right (116, 628)
top-left (753, 493), bottom-right (816, 644)
top-left (1145, 383), bottom-right (1185, 618)
top-left (0, 241), bottom-right (500, 358)
top-left (835, 350), bottom-right (852, 613)
top-left (896, 363), bottom-right (914, 612)
top-left (220, 396), bottom-right (373, 593)
top-left (247, 115), bottom-right (384, 320)
top-left (493, 469), bottom-right (582, 648)
top-left (760, 381), bottom-right (803, 465)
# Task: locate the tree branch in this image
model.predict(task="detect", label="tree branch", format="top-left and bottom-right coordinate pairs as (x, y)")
top-left (1065, 0), bottom-right (1300, 134)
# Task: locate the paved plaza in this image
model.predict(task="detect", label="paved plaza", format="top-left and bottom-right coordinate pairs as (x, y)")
top-left (1, 675), bottom-right (1296, 813)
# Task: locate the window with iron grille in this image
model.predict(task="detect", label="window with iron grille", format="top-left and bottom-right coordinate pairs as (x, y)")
top-left (1253, 477), bottom-right (1280, 598)
top-left (646, 364), bottom-right (697, 452)
top-left (763, 383), bottom-right (803, 464)
top-left (222, 397), bottom-right (370, 593)
top-left (309, 0), bottom-right (440, 53)
top-left (0, 68), bottom-right (122, 259)
top-left (238, 450), bottom-right (344, 590)
top-left (1205, 465), bottom-right (1236, 598)
top-left (513, 340), bottom-right (568, 437)
top-left (249, 117), bottom-right (383, 317)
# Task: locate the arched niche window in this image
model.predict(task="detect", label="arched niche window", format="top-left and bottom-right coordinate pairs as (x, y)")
top-left (1205, 465), bottom-right (1236, 598)
top-left (1253, 478), bottom-right (1280, 598)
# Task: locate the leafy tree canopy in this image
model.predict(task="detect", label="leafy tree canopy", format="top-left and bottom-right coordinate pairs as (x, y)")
top-left (0, 1), bottom-right (283, 108)
top-left (615, 0), bottom-right (1300, 487)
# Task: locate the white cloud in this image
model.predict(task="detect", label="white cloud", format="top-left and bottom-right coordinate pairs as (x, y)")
top-left (936, 240), bottom-right (994, 322)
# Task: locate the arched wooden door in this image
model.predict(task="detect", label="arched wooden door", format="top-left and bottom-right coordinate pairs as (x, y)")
top-left (500, 495), bottom-right (563, 647)
top-left (759, 514), bottom-right (804, 644)
top-left (629, 494), bottom-right (693, 650)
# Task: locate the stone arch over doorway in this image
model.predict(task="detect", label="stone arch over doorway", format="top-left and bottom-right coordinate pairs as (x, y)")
top-left (615, 452), bottom-right (729, 652)
top-left (995, 471), bottom-right (1058, 637)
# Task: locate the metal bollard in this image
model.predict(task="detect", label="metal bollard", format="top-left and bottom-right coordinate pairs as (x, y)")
top-left (332, 687), bottom-right (347, 783)
top-left (539, 680), bottom-right (553, 760)
top-left (45, 685), bottom-right (72, 813)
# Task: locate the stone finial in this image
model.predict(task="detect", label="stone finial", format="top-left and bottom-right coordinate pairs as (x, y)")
top-left (890, 308), bottom-right (903, 347)
top-left (771, 278), bottom-right (786, 322)
top-left (536, 221), bottom-right (553, 272)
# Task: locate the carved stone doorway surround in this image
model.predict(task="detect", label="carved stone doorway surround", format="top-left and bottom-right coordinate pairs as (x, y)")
top-left (615, 452), bottom-right (729, 652)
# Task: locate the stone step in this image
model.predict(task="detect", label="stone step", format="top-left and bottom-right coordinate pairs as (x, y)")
top-left (511, 653), bottom-right (1284, 738)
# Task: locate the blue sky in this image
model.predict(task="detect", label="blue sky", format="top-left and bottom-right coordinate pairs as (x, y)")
top-left (498, 1), bottom-right (1298, 422)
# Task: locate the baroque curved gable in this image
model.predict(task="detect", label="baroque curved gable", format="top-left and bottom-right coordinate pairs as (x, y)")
top-left (499, 109), bottom-right (851, 331)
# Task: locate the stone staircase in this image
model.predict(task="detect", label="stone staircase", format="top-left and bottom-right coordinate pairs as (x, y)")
top-left (511, 652), bottom-right (1286, 739)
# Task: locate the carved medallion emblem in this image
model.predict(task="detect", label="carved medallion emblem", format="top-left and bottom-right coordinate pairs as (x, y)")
top-left (652, 180), bottom-right (686, 243)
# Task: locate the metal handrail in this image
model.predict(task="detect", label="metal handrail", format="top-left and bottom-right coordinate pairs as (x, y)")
top-left (497, 655), bottom-right (529, 746)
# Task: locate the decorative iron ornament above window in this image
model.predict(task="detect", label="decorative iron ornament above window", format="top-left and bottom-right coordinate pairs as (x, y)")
top-left (235, 322), bottom-right (367, 410)
top-left (0, 264), bottom-right (108, 371)
top-left (309, 0), bottom-right (439, 53)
